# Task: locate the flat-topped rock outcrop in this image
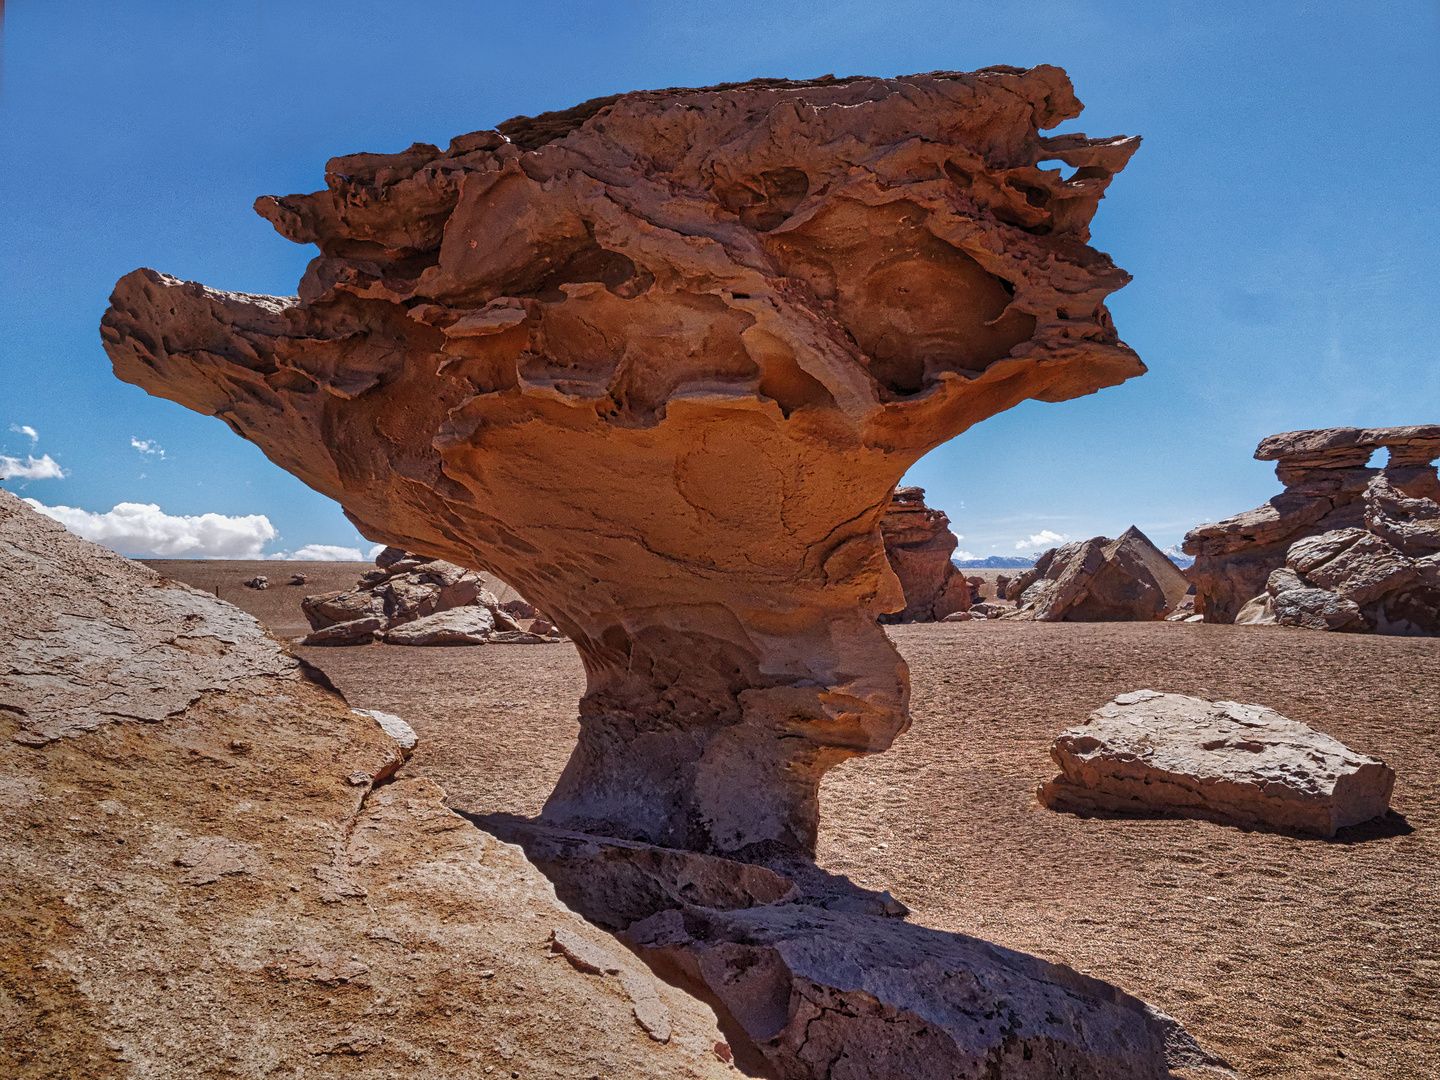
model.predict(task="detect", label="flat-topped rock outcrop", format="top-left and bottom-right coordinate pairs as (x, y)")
top-left (878, 486), bottom-right (969, 622)
top-left (103, 65), bottom-right (1144, 858)
top-left (1039, 690), bottom-right (1395, 837)
top-left (1004, 526), bottom-right (1189, 621)
top-left (0, 489), bottom-right (733, 1078)
top-left (1185, 426), bottom-right (1440, 633)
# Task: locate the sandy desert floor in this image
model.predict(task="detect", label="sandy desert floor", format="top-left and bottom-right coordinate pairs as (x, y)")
top-left (151, 562), bottom-right (1438, 1079)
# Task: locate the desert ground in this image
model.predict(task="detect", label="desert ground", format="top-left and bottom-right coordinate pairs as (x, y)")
top-left (151, 560), bottom-right (1439, 1080)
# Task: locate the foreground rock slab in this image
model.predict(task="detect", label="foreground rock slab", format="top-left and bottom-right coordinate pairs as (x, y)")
top-left (0, 491), bottom-right (732, 1078)
top-left (489, 818), bottom-right (1232, 1079)
top-left (1040, 690), bottom-right (1395, 837)
top-left (103, 65), bottom-right (1144, 856)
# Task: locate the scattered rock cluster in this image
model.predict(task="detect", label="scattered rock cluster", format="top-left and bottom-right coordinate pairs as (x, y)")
top-left (0, 490), bottom-right (733, 1078)
top-left (301, 546), bottom-right (561, 646)
top-left (877, 486), bottom-right (970, 622)
top-left (1003, 526), bottom-right (1190, 621)
top-left (1185, 426), bottom-right (1440, 634)
top-left (99, 68), bottom-right (1239, 1076)
top-left (1040, 690), bottom-right (1395, 837)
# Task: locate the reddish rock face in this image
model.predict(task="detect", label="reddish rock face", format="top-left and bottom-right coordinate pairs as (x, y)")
top-left (102, 67), bottom-right (1142, 856)
top-left (878, 486), bottom-right (969, 622)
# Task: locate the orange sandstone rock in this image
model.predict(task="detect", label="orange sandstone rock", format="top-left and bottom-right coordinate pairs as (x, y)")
top-left (102, 67), bottom-right (1142, 857)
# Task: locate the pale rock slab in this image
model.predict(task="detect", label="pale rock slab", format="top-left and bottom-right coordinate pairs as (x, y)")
top-left (383, 604), bottom-right (496, 644)
top-left (1039, 690), bottom-right (1394, 837)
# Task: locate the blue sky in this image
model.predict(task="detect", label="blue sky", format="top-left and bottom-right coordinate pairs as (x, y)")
top-left (1, 1), bottom-right (1436, 560)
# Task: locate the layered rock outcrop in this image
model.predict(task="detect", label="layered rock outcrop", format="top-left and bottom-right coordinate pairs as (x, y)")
top-left (301, 544), bottom-right (559, 644)
top-left (1185, 426), bottom-right (1440, 632)
top-left (1039, 690), bottom-right (1395, 837)
top-left (0, 490), bottom-right (733, 1078)
top-left (1004, 526), bottom-right (1189, 621)
top-left (877, 486), bottom-right (969, 622)
top-left (103, 67), bottom-right (1144, 857)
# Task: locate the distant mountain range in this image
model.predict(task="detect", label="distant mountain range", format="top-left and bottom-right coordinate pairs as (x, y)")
top-left (953, 555), bottom-right (1036, 569)
top-left (953, 545), bottom-right (1195, 571)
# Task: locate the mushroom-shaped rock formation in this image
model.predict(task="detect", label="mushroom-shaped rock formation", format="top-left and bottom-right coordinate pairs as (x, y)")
top-left (102, 67), bottom-right (1142, 858)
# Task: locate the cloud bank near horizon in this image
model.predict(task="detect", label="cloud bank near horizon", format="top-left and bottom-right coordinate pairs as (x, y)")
top-left (23, 499), bottom-right (277, 559)
top-left (265, 543), bottom-right (367, 561)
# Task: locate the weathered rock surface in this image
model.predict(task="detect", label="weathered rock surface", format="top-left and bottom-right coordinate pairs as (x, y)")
top-left (0, 490), bottom-right (733, 1078)
top-left (301, 545), bottom-right (555, 645)
top-left (1006, 526), bottom-right (1189, 621)
top-left (1185, 426), bottom-right (1440, 631)
top-left (103, 66), bottom-right (1144, 858)
top-left (624, 903), bottom-right (1227, 1080)
top-left (1039, 689), bottom-right (1395, 836)
top-left (487, 817), bottom-right (1230, 1079)
top-left (383, 604), bottom-right (497, 645)
top-left (877, 486), bottom-right (969, 622)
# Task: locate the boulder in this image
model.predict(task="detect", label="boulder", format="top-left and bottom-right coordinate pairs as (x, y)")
top-left (287, 572), bottom-right (306, 585)
top-left (243, 575), bottom-right (268, 590)
top-left (383, 605), bottom-right (495, 645)
top-left (1039, 690), bottom-right (1395, 837)
top-left (1009, 526), bottom-right (1190, 621)
top-left (877, 486), bottom-right (969, 622)
top-left (300, 614), bottom-right (387, 645)
top-left (0, 489), bottom-right (733, 1078)
top-left (1184, 426), bottom-right (1440, 630)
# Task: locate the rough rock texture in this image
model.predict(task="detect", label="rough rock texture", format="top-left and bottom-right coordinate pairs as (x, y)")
top-left (488, 820), bottom-right (1230, 1079)
top-left (1184, 426), bottom-right (1440, 631)
top-left (301, 545), bottom-right (559, 645)
top-left (877, 486), bottom-right (969, 622)
top-left (0, 490), bottom-right (733, 1078)
top-left (103, 66), bottom-right (1143, 859)
top-left (1039, 690), bottom-right (1395, 837)
top-left (1005, 526), bottom-right (1189, 621)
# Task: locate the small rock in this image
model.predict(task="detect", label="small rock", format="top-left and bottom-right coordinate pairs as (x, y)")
top-left (289, 573), bottom-right (308, 586)
top-left (243, 576), bottom-right (269, 590)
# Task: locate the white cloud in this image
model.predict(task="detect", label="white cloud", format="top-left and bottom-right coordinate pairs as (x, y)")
top-left (10, 424), bottom-right (38, 443)
top-left (954, 550), bottom-right (977, 562)
top-left (267, 544), bottom-right (367, 561)
top-left (1, 454), bottom-right (66, 480)
top-left (1016, 529), bottom-right (1068, 551)
top-left (130, 438), bottom-right (165, 458)
top-left (23, 500), bottom-right (276, 558)
top-left (367, 543), bottom-right (388, 560)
